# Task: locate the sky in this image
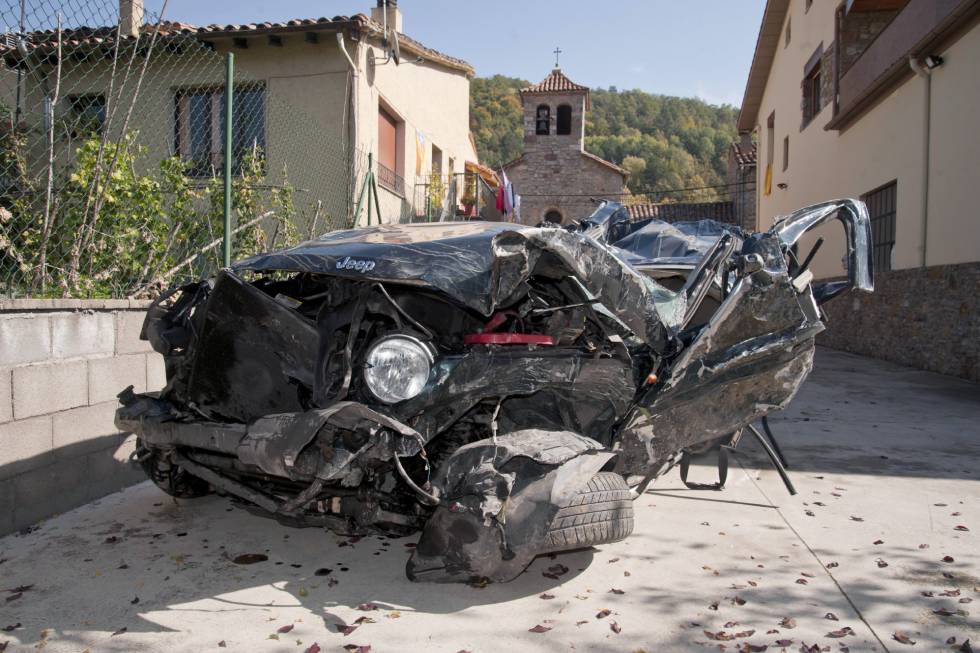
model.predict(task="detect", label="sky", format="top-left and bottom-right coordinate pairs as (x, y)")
top-left (142, 0), bottom-right (765, 108)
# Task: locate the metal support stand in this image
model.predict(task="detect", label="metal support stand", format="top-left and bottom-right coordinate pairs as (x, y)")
top-left (761, 415), bottom-right (789, 469)
top-left (222, 52), bottom-right (234, 267)
top-left (745, 423), bottom-right (797, 495)
top-left (352, 152), bottom-right (382, 227)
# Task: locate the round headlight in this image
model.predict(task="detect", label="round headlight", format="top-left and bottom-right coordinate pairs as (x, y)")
top-left (363, 335), bottom-right (433, 404)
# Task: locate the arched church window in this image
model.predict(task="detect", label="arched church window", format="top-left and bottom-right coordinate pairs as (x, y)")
top-left (535, 104), bottom-right (550, 135)
top-left (544, 209), bottom-right (563, 224)
top-left (556, 104), bottom-right (572, 135)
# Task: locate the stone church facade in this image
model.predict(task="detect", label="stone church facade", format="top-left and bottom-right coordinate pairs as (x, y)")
top-left (504, 67), bottom-right (628, 225)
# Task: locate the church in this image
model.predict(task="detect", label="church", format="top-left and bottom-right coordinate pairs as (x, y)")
top-left (503, 66), bottom-right (629, 225)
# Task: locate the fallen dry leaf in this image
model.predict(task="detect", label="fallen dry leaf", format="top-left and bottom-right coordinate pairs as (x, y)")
top-left (217, 641), bottom-right (226, 648)
top-left (954, 525), bottom-right (970, 532)
top-left (110, 627), bottom-right (127, 637)
top-left (542, 563), bottom-right (569, 580)
top-left (231, 553), bottom-right (267, 565)
top-left (596, 608), bottom-right (611, 619)
top-left (538, 593), bottom-right (555, 600)
top-left (779, 617), bottom-right (797, 629)
top-left (892, 630), bottom-right (916, 645)
top-left (734, 630), bottom-right (756, 638)
top-left (957, 640), bottom-right (973, 653)
top-left (796, 578), bottom-right (809, 585)
top-left (386, 611), bottom-right (401, 619)
top-left (826, 627), bottom-right (855, 638)
top-left (733, 596), bottom-right (747, 606)
top-left (708, 601), bottom-right (719, 611)
top-left (356, 603), bottom-right (379, 611)
top-left (775, 639), bottom-right (793, 646)
top-left (277, 624), bottom-right (294, 634)
top-left (825, 613), bottom-right (838, 621)
top-left (304, 644), bottom-right (320, 653)
top-left (943, 556), bottom-right (955, 563)
top-left (704, 630), bottom-right (736, 641)
top-left (739, 644), bottom-right (768, 652)
top-left (826, 562), bottom-right (839, 568)
top-left (528, 623), bottom-right (553, 633)
top-left (876, 558), bottom-right (889, 568)
top-left (610, 621), bottom-right (622, 634)
top-left (609, 588), bottom-right (625, 595)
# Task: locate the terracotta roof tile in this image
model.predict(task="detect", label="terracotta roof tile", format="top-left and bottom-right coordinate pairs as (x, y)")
top-left (1, 14), bottom-right (474, 75)
top-left (731, 141), bottom-right (757, 167)
top-left (521, 67), bottom-right (589, 94)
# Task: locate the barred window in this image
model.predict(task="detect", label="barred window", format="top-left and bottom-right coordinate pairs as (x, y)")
top-left (862, 181), bottom-right (897, 273)
top-left (174, 85), bottom-right (265, 176)
top-left (66, 94), bottom-right (106, 137)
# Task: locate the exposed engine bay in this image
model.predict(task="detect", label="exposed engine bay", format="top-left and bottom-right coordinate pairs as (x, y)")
top-left (117, 199), bottom-right (873, 583)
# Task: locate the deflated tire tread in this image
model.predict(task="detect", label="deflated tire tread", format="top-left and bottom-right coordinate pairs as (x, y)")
top-left (545, 471), bottom-right (634, 552)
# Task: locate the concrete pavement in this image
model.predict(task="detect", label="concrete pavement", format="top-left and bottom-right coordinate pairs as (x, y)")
top-left (0, 348), bottom-right (977, 652)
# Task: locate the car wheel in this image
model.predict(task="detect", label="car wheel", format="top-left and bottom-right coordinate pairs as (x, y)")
top-left (137, 441), bottom-right (211, 499)
top-left (544, 471), bottom-right (634, 552)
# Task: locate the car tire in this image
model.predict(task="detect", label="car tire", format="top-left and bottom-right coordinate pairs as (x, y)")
top-left (544, 471), bottom-right (634, 552)
top-left (137, 441), bottom-right (211, 499)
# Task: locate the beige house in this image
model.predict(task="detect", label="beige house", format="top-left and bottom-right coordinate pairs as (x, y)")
top-left (2, 0), bottom-right (478, 228)
top-left (738, 0), bottom-right (980, 381)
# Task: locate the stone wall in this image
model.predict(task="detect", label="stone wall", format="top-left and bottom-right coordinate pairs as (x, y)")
top-left (839, 9), bottom-right (899, 74)
top-left (0, 300), bottom-right (162, 534)
top-left (507, 152), bottom-right (626, 224)
top-left (819, 262), bottom-right (980, 382)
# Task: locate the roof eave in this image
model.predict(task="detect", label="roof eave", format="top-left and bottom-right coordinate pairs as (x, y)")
top-left (737, 0), bottom-right (791, 133)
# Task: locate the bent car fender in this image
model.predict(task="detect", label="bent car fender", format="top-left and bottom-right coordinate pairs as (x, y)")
top-left (407, 430), bottom-right (615, 583)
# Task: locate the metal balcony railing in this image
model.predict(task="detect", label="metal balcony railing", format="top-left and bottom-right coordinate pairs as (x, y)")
top-left (377, 162), bottom-right (405, 196)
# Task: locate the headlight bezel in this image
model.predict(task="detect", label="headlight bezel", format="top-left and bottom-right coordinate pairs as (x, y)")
top-left (362, 333), bottom-right (434, 404)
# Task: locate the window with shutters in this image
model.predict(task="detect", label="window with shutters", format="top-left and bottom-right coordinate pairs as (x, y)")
top-left (174, 84), bottom-right (264, 177)
top-left (801, 44), bottom-right (824, 128)
top-left (377, 105), bottom-right (404, 195)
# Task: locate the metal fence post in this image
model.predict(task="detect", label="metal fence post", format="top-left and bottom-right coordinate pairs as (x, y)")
top-left (223, 52), bottom-right (234, 268)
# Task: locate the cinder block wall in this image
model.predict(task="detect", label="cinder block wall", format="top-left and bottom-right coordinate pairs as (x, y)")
top-left (0, 300), bottom-right (163, 535)
top-left (819, 262), bottom-right (980, 382)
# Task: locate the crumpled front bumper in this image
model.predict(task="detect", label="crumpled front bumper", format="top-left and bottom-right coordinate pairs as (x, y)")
top-left (116, 388), bottom-right (425, 487)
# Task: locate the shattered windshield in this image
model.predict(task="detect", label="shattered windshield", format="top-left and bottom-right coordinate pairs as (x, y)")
top-left (610, 219), bottom-right (745, 267)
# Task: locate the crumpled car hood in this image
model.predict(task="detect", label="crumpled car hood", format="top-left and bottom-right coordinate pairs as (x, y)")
top-left (235, 221), bottom-right (687, 344)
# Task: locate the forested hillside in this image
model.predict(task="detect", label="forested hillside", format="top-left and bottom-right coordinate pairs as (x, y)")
top-left (469, 75), bottom-right (739, 197)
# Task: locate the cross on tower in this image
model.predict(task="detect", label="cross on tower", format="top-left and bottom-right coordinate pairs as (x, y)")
top-left (553, 46), bottom-right (562, 67)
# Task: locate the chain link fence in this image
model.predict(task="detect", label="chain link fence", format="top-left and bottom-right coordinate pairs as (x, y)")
top-left (1, 0), bottom-right (362, 299)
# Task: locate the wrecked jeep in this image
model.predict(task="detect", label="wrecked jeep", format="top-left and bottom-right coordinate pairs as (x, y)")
top-left (117, 199), bottom-right (873, 583)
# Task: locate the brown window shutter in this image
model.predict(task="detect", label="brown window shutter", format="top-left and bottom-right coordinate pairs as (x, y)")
top-left (378, 107), bottom-right (398, 172)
